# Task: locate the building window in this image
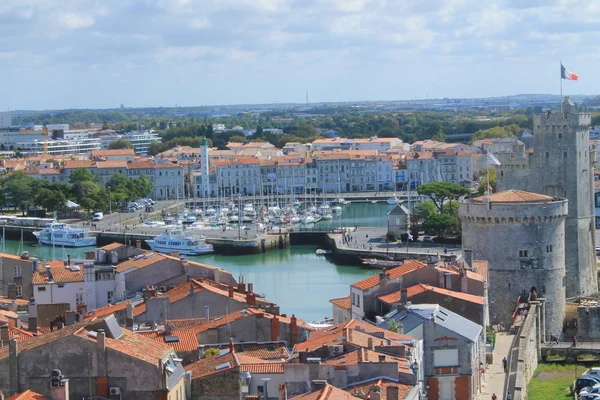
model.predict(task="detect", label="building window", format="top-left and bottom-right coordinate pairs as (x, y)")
top-left (57, 284), bottom-right (65, 288)
top-left (37, 287), bottom-right (46, 292)
top-left (519, 250), bottom-right (528, 258)
top-left (545, 152), bottom-right (550, 159)
top-left (564, 152), bottom-right (567, 158)
top-left (13, 265), bottom-right (21, 277)
top-left (76, 293), bottom-right (83, 303)
top-left (558, 133), bottom-right (563, 139)
top-left (107, 291), bottom-right (114, 304)
top-left (356, 294), bottom-right (360, 307)
top-left (546, 245), bottom-right (553, 253)
top-left (16, 285), bottom-right (22, 298)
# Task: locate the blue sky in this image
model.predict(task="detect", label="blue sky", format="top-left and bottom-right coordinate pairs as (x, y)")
top-left (1, 0), bottom-right (598, 110)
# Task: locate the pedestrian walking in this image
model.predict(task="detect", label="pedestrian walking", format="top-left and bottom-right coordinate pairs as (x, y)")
top-left (506, 392), bottom-right (512, 400)
top-left (502, 356), bottom-right (507, 372)
top-left (572, 335), bottom-right (578, 348)
top-left (491, 394), bottom-right (497, 400)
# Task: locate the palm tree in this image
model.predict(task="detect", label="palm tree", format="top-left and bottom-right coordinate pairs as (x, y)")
top-left (388, 319), bottom-right (403, 333)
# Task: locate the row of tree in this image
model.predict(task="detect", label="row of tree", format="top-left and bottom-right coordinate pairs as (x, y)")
top-left (0, 169), bottom-right (153, 215)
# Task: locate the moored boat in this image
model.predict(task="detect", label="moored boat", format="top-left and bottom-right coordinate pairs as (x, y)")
top-left (146, 230), bottom-right (213, 255)
top-left (33, 223), bottom-right (96, 247)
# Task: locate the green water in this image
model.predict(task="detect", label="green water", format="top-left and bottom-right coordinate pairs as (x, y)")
top-left (4, 203), bottom-right (391, 322)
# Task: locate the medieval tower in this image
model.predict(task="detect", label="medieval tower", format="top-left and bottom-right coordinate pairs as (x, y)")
top-left (497, 98), bottom-right (597, 297)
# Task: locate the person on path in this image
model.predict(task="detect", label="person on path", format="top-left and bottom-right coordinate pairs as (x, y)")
top-left (502, 356), bottom-right (508, 372)
top-left (506, 392), bottom-right (512, 400)
top-left (572, 335), bottom-right (578, 347)
top-left (492, 394), bottom-right (497, 400)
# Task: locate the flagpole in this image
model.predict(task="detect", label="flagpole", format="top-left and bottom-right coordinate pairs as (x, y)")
top-left (560, 60), bottom-right (563, 113)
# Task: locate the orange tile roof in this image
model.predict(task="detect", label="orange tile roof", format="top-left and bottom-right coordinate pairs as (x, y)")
top-left (294, 384), bottom-right (361, 400)
top-left (203, 342), bottom-right (289, 361)
top-left (322, 347), bottom-right (410, 371)
top-left (96, 160), bottom-right (128, 169)
top-left (137, 328), bottom-right (199, 353)
top-left (155, 162), bottom-right (182, 169)
top-left (242, 362), bottom-right (285, 374)
top-left (115, 252), bottom-right (168, 273)
top-left (77, 327), bottom-right (172, 363)
top-left (330, 296), bottom-right (351, 310)
top-left (127, 159), bottom-right (155, 169)
top-left (377, 283), bottom-right (484, 305)
top-left (0, 296), bottom-right (29, 307)
top-left (6, 390), bottom-right (49, 400)
top-left (7, 325), bottom-right (35, 342)
top-left (91, 149), bottom-right (134, 156)
top-left (167, 318), bottom-right (207, 329)
top-left (185, 352), bottom-right (237, 379)
top-left (345, 377), bottom-right (415, 399)
top-left (473, 189), bottom-right (554, 203)
top-left (351, 260), bottom-right (426, 290)
top-left (63, 160), bottom-right (95, 169)
top-left (32, 261), bottom-right (84, 284)
top-left (294, 320), bottom-right (414, 353)
top-left (101, 242), bottom-right (125, 251)
top-left (84, 301), bottom-right (129, 320)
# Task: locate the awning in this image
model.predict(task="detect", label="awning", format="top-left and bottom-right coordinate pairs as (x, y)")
top-left (66, 200), bottom-right (80, 208)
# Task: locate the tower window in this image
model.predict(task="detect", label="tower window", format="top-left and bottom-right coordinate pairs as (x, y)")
top-left (519, 250), bottom-right (529, 258)
top-left (558, 133), bottom-right (563, 139)
top-left (545, 152), bottom-right (550, 159)
top-left (564, 152), bottom-right (567, 158)
top-left (546, 245), bottom-right (553, 253)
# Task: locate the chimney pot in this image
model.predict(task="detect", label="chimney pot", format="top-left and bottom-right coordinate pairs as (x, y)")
top-left (378, 354), bottom-right (386, 362)
top-left (97, 329), bottom-right (106, 352)
top-left (400, 288), bottom-right (408, 304)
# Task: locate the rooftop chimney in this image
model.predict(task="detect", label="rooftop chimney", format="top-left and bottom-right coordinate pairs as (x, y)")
top-left (370, 386), bottom-right (382, 400)
top-left (278, 384), bottom-right (288, 400)
top-left (248, 283), bottom-right (254, 293)
top-left (229, 338), bottom-right (235, 353)
top-left (0, 325), bottom-right (8, 344)
top-left (205, 306), bottom-right (210, 321)
top-left (310, 380), bottom-right (327, 392)
top-left (400, 288), bottom-right (408, 304)
top-left (427, 255), bottom-right (438, 268)
top-left (67, 255), bottom-right (71, 266)
top-left (97, 329), bottom-right (106, 352)
top-left (229, 286), bottom-right (234, 298)
top-left (378, 354), bottom-right (386, 362)
top-left (50, 369), bottom-right (70, 400)
top-left (387, 386), bottom-right (399, 400)
top-left (463, 249), bottom-right (473, 269)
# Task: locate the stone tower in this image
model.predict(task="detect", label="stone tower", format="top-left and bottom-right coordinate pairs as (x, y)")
top-left (459, 190), bottom-right (568, 338)
top-left (497, 98), bottom-right (597, 297)
top-left (200, 137), bottom-right (210, 198)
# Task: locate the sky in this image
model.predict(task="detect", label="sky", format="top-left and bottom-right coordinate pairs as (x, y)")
top-left (1, 0), bottom-right (599, 110)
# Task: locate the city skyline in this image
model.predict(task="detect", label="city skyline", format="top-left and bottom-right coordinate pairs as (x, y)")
top-left (1, 0), bottom-right (599, 110)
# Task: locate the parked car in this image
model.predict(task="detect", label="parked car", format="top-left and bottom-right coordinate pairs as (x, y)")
top-left (122, 207), bottom-right (136, 213)
top-left (92, 212), bottom-right (104, 221)
top-left (577, 377), bottom-right (600, 394)
top-left (580, 394), bottom-right (600, 400)
top-left (580, 384), bottom-right (600, 395)
top-left (584, 368), bottom-right (600, 379)
top-left (423, 236), bottom-right (434, 243)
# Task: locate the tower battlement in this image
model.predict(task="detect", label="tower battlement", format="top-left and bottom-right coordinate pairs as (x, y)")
top-left (533, 112), bottom-right (591, 130)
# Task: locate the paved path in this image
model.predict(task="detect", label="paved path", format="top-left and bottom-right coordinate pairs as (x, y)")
top-left (480, 332), bottom-right (515, 400)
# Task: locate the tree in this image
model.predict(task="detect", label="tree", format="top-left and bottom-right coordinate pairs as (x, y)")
top-left (470, 126), bottom-right (517, 143)
top-left (69, 168), bottom-right (97, 184)
top-left (203, 348), bottom-right (220, 358)
top-left (101, 121), bottom-right (110, 130)
top-left (413, 201), bottom-right (437, 225)
top-left (417, 182), bottom-right (470, 214)
top-left (388, 319), bottom-right (403, 334)
top-left (423, 213), bottom-right (458, 237)
top-left (108, 139), bottom-right (134, 150)
top-left (1, 171), bottom-right (39, 215)
top-left (477, 167), bottom-right (497, 195)
top-left (34, 188), bottom-right (67, 213)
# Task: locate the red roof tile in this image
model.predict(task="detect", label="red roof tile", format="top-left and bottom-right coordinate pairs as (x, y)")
top-left (6, 390), bottom-right (49, 400)
top-left (84, 301), bottom-right (129, 320)
top-left (345, 378), bottom-right (415, 398)
top-left (185, 352), bottom-right (237, 379)
top-left (351, 260), bottom-right (426, 290)
top-left (330, 296), bottom-right (351, 310)
top-left (32, 261), bottom-right (84, 284)
top-left (294, 384), bottom-right (361, 400)
top-left (377, 283), bottom-right (484, 305)
top-left (473, 189), bottom-right (554, 203)
top-left (91, 149), bottom-right (134, 157)
top-left (137, 328), bottom-right (199, 353)
top-left (115, 252), bottom-right (168, 273)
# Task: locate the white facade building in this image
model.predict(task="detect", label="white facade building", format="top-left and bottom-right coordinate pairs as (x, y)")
top-left (0, 112), bottom-right (11, 128)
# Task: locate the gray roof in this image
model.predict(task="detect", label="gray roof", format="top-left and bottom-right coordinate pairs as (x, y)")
top-left (388, 204), bottom-right (410, 216)
top-left (379, 303), bottom-right (482, 342)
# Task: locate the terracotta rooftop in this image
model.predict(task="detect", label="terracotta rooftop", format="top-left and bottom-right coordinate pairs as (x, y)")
top-left (127, 159), bottom-right (155, 169)
top-left (377, 283), bottom-right (484, 306)
top-left (329, 296), bottom-right (351, 311)
top-left (6, 390), bottom-right (49, 400)
top-left (96, 160), bottom-right (128, 169)
top-left (84, 301), bottom-right (129, 320)
top-left (33, 261), bottom-right (84, 284)
top-left (166, 318), bottom-right (207, 329)
top-left (91, 149), bottom-right (134, 156)
top-left (293, 384), bottom-right (361, 400)
top-left (7, 325), bottom-right (35, 342)
top-left (0, 296), bottom-right (29, 307)
top-left (203, 341), bottom-right (290, 361)
top-left (351, 260), bottom-right (426, 290)
top-left (185, 352), bottom-right (237, 379)
top-left (137, 328), bottom-right (200, 353)
top-left (345, 377), bottom-right (415, 399)
top-left (473, 189), bottom-right (554, 203)
top-left (115, 252), bottom-right (168, 273)
top-left (322, 347), bottom-right (412, 373)
top-left (101, 242), bottom-right (125, 251)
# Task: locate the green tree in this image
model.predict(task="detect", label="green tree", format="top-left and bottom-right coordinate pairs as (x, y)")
top-left (477, 167), bottom-right (497, 195)
top-left (417, 182), bottom-right (470, 214)
top-left (203, 348), bottom-right (220, 358)
top-left (1, 171), bottom-right (39, 215)
top-left (470, 126), bottom-right (517, 143)
top-left (69, 168), bottom-right (97, 184)
top-left (108, 139), bottom-right (134, 150)
top-left (388, 319), bottom-right (403, 333)
top-left (34, 188), bottom-right (67, 213)
top-left (423, 213), bottom-right (458, 238)
top-left (101, 121), bottom-right (110, 130)
top-left (412, 201), bottom-right (437, 225)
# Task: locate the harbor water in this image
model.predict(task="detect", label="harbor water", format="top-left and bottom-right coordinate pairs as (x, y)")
top-left (2, 202), bottom-right (394, 322)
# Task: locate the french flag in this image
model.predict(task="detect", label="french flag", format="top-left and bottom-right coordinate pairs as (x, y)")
top-left (561, 64), bottom-right (579, 81)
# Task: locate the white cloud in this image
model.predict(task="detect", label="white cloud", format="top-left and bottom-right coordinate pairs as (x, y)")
top-left (57, 12), bottom-right (95, 30)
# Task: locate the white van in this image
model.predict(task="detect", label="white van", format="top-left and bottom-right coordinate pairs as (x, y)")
top-left (92, 212), bottom-right (104, 221)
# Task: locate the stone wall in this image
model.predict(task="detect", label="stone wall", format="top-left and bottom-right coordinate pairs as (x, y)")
top-left (512, 304), bottom-right (540, 400)
top-left (459, 198), bottom-right (567, 338)
top-left (190, 366), bottom-right (240, 400)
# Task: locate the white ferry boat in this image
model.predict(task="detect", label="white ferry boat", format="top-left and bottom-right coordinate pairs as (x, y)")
top-left (33, 223), bottom-right (96, 247)
top-left (146, 230), bottom-right (214, 255)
